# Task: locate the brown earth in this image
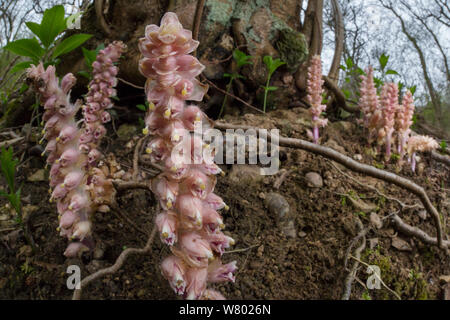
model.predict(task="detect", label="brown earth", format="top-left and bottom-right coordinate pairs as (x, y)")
top-left (0, 108), bottom-right (449, 300)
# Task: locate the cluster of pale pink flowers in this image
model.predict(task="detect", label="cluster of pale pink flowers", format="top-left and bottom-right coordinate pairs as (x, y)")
top-left (306, 55), bottom-right (327, 144)
top-left (139, 12), bottom-right (236, 300)
top-left (81, 41), bottom-right (126, 163)
top-left (406, 135), bottom-right (439, 172)
top-left (27, 42), bottom-right (125, 257)
top-left (358, 67), bottom-right (438, 171)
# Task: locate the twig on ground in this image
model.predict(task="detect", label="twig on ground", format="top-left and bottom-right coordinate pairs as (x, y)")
top-left (72, 226), bottom-right (157, 300)
top-left (223, 243), bottom-right (260, 254)
top-left (273, 169), bottom-right (291, 190)
top-left (0, 137), bottom-right (24, 148)
top-left (214, 122), bottom-right (447, 251)
top-left (117, 77), bottom-right (145, 90)
top-left (112, 179), bottom-right (151, 191)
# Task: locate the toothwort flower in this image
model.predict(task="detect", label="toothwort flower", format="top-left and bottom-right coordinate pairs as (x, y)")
top-left (306, 55), bottom-right (327, 144)
top-left (27, 42), bottom-right (125, 257)
top-left (406, 135), bottom-right (438, 172)
top-left (138, 12), bottom-right (235, 300)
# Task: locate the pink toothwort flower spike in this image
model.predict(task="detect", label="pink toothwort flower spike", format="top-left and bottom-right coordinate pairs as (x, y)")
top-left (306, 55), bottom-right (327, 144)
top-left (83, 41), bottom-right (126, 160)
top-left (395, 90), bottom-right (414, 158)
top-left (358, 66), bottom-right (379, 129)
top-left (139, 12), bottom-right (234, 299)
top-left (27, 63), bottom-right (94, 256)
top-left (406, 135), bottom-right (438, 172)
top-left (379, 83), bottom-right (399, 160)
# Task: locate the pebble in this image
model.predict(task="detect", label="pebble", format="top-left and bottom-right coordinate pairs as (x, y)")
top-left (305, 172), bottom-right (323, 188)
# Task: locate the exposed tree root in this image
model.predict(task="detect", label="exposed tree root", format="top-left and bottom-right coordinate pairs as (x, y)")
top-left (72, 226), bottom-right (157, 300)
top-left (390, 214), bottom-right (450, 249)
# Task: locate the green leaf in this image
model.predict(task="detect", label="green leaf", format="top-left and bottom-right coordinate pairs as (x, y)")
top-left (409, 85), bottom-right (417, 95)
top-left (345, 57), bottom-right (353, 69)
top-left (8, 191), bottom-right (21, 216)
top-left (266, 86), bottom-right (278, 91)
top-left (19, 83), bottom-right (29, 94)
top-left (77, 71), bottom-right (91, 79)
top-left (0, 147), bottom-right (18, 192)
top-left (339, 65), bottom-right (347, 71)
top-left (263, 56), bottom-right (286, 77)
top-left (4, 38), bottom-right (44, 60)
top-left (385, 69), bottom-right (399, 75)
top-left (233, 49), bottom-right (253, 69)
top-left (82, 47), bottom-right (97, 68)
top-left (26, 22), bottom-right (42, 40)
top-left (440, 140), bottom-right (447, 152)
top-left (223, 73), bottom-right (233, 78)
top-left (342, 89), bottom-right (351, 99)
top-left (398, 82), bottom-right (404, 92)
top-left (379, 53), bottom-right (389, 71)
top-left (40, 5), bottom-right (66, 48)
top-left (10, 61), bottom-right (33, 74)
top-left (356, 67), bottom-right (366, 76)
top-left (52, 34), bottom-right (93, 59)
top-left (136, 104), bottom-right (147, 111)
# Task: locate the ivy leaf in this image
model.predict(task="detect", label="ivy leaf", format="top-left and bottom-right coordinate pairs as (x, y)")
top-left (4, 38), bottom-right (44, 60)
top-left (52, 34), bottom-right (93, 59)
top-left (40, 5), bottom-right (67, 48)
